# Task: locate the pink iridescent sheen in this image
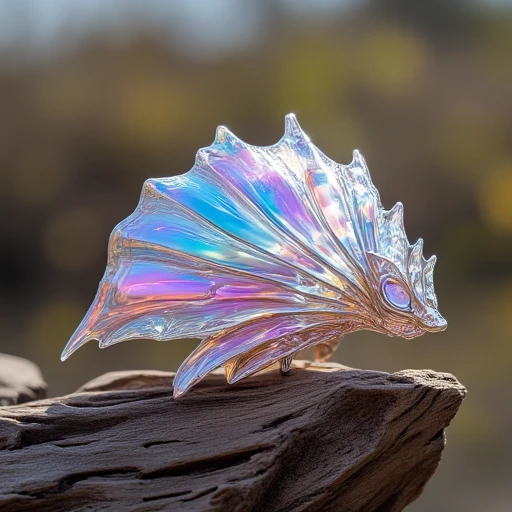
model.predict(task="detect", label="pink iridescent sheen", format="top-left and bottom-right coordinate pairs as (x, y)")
top-left (62, 114), bottom-right (447, 397)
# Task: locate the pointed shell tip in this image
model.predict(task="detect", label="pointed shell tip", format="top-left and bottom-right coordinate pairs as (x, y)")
top-left (214, 125), bottom-right (228, 144)
top-left (173, 387), bottom-right (185, 399)
top-left (352, 149), bottom-right (365, 163)
top-left (387, 202), bottom-right (404, 219)
top-left (426, 254), bottom-right (437, 265)
top-left (284, 113), bottom-right (309, 141)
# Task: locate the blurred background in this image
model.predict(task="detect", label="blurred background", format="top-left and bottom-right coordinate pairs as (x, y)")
top-left (0, 0), bottom-right (511, 509)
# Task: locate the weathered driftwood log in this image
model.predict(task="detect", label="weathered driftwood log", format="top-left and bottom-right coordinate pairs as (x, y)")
top-left (0, 360), bottom-right (465, 512)
top-left (0, 354), bottom-right (47, 406)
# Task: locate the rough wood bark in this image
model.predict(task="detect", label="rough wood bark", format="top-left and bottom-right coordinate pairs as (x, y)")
top-left (0, 360), bottom-right (465, 512)
top-left (0, 354), bottom-right (47, 405)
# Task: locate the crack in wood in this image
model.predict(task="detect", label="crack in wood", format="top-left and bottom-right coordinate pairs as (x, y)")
top-left (0, 360), bottom-right (466, 512)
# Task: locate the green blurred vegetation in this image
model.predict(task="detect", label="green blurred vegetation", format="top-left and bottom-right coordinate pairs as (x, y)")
top-left (0, 1), bottom-right (511, 510)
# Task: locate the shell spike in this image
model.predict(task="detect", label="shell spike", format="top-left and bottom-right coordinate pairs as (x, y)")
top-left (352, 149), bottom-right (366, 167)
top-left (408, 238), bottom-right (425, 297)
top-left (423, 254), bottom-right (437, 275)
top-left (61, 285), bottom-right (108, 361)
top-left (387, 202), bottom-right (404, 223)
top-left (195, 148), bottom-right (208, 166)
top-left (284, 113), bottom-right (310, 142)
top-left (61, 322), bottom-right (93, 361)
top-left (422, 254), bottom-right (439, 309)
top-left (412, 238), bottom-right (424, 254)
top-left (409, 238), bottom-right (424, 266)
top-left (214, 125), bottom-right (239, 145)
top-left (349, 149), bottom-right (372, 181)
top-left (426, 254), bottom-right (437, 266)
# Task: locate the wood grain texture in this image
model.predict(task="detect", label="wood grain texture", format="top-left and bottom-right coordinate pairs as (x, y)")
top-left (0, 361), bottom-right (465, 512)
top-left (0, 354), bottom-right (47, 406)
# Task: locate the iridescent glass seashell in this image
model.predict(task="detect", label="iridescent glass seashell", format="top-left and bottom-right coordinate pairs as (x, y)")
top-left (62, 114), bottom-right (447, 397)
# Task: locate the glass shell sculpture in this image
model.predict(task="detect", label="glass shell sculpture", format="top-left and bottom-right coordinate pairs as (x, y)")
top-left (62, 114), bottom-right (447, 398)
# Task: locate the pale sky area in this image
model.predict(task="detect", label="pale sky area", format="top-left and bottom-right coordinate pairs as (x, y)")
top-left (0, 0), bottom-right (509, 60)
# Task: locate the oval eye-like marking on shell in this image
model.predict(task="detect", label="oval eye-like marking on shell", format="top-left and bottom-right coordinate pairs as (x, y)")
top-left (382, 278), bottom-right (411, 311)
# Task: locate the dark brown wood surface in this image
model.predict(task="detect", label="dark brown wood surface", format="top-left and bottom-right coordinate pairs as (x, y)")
top-left (0, 359), bottom-right (465, 512)
top-left (0, 354), bottom-right (47, 406)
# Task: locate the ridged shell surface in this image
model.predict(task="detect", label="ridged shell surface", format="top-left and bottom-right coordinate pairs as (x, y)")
top-left (62, 114), bottom-right (446, 397)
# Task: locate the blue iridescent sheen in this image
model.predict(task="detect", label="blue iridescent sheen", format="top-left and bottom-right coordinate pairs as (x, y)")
top-left (62, 114), bottom-right (447, 398)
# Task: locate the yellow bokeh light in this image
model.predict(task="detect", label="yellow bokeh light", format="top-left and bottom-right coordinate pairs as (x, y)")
top-left (113, 74), bottom-right (187, 149)
top-left (478, 163), bottom-right (512, 233)
top-left (358, 24), bottom-right (427, 94)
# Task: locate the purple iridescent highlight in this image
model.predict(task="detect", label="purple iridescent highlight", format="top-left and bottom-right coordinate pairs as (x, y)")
top-left (382, 278), bottom-right (411, 310)
top-left (62, 114), bottom-right (447, 397)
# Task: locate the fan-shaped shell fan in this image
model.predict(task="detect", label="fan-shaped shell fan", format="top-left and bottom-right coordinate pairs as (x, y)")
top-left (62, 114), bottom-right (447, 397)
